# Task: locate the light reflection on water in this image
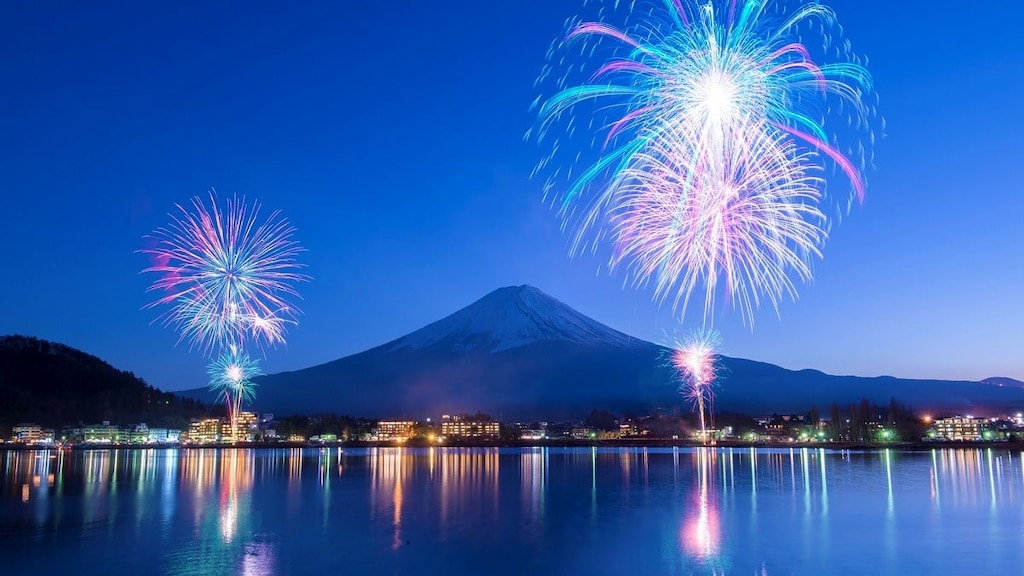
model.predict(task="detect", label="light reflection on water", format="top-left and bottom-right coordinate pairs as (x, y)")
top-left (2, 447), bottom-right (1024, 575)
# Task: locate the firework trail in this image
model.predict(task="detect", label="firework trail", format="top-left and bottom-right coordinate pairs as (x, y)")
top-left (532, 0), bottom-right (879, 325)
top-left (208, 345), bottom-right (263, 440)
top-left (142, 191), bottom-right (308, 441)
top-left (672, 330), bottom-right (721, 443)
top-left (141, 192), bottom-right (307, 353)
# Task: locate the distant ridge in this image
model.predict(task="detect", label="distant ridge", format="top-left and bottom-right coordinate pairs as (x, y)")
top-left (0, 335), bottom-right (211, 431)
top-left (982, 377), bottom-right (1024, 389)
top-left (177, 285), bottom-right (1024, 419)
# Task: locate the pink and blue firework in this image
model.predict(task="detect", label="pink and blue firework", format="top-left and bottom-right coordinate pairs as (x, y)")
top-left (141, 192), bottom-right (308, 353)
top-left (671, 329), bottom-right (722, 438)
top-left (532, 0), bottom-right (880, 324)
top-left (612, 123), bottom-right (826, 323)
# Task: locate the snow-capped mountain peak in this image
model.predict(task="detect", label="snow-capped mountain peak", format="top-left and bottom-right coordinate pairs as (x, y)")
top-left (387, 285), bottom-right (641, 353)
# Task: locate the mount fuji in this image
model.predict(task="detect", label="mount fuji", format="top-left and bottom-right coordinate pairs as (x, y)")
top-left (178, 285), bottom-right (1024, 419)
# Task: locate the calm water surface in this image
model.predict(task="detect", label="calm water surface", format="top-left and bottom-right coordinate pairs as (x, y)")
top-left (2, 447), bottom-right (1021, 575)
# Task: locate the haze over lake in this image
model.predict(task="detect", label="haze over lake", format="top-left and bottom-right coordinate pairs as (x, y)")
top-left (2, 447), bottom-right (1021, 575)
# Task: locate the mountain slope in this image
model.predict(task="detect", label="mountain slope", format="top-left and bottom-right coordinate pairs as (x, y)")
top-left (0, 335), bottom-right (213, 431)
top-left (244, 286), bottom-right (665, 418)
top-left (982, 377), bottom-right (1024, 389)
top-left (179, 285), bottom-right (1024, 419)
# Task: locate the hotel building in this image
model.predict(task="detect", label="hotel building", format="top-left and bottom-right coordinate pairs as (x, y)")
top-left (187, 418), bottom-right (223, 444)
top-left (377, 420), bottom-right (416, 442)
top-left (441, 414), bottom-right (500, 439)
top-left (930, 416), bottom-right (984, 441)
top-left (12, 424), bottom-right (51, 445)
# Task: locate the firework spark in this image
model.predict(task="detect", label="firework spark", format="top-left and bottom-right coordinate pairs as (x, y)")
top-left (141, 192), bottom-right (307, 353)
top-left (207, 346), bottom-right (263, 441)
top-left (672, 330), bottom-right (721, 442)
top-left (533, 0), bottom-right (879, 324)
top-left (208, 346), bottom-right (262, 404)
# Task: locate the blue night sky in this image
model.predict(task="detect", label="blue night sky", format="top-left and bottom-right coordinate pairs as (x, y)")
top-left (1, 1), bottom-right (1022, 392)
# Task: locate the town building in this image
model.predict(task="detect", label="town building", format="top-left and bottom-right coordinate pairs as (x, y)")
top-left (126, 424), bottom-right (150, 445)
top-left (82, 422), bottom-right (120, 443)
top-left (147, 428), bottom-right (181, 444)
top-left (187, 418), bottom-right (223, 444)
top-left (619, 422), bottom-right (639, 438)
top-left (690, 428), bottom-right (719, 442)
top-left (930, 416), bottom-right (985, 441)
top-left (441, 414), bottom-right (500, 439)
top-left (377, 420), bottom-right (416, 442)
top-left (519, 429), bottom-right (545, 441)
top-left (571, 427), bottom-right (595, 440)
top-left (11, 424), bottom-right (54, 445)
top-left (220, 411), bottom-right (258, 442)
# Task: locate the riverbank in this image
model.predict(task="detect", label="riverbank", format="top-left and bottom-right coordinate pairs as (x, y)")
top-left (3, 438), bottom-right (1024, 451)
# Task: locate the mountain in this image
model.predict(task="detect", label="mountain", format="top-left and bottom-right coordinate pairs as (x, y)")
top-left (982, 377), bottom-right (1024, 389)
top-left (0, 335), bottom-right (212, 431)
top-left (179, 285), bottom-right (1024, 419)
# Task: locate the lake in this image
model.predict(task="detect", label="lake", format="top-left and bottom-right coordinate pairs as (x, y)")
top-left (2, 447), bottom-right (1021, 575)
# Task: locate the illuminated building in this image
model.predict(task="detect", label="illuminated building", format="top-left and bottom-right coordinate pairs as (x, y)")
top-left (441, 414), bottom-right (500, 439)
top-left (571, 427), bottom-right (595, 440)
top-left (377, 421), bottom-right (415, 442)
top-left (12, 424), bottom-right (43, 444)
top-left (220, 411), bottom-right (258, 442)
top-left (39, 429), bottom-right (55, 444)
top-left (187, 418), bottom-right (223, 444)
top-left (930, 416), bottom-right (984, 441)
top-left (691, 428), bottom-right (719, 442)
top-left (619, 422), bottom-right (639, 437)
top-left (147, 428), bottom-right (180, 443)
top-left (520, 429), bottom-right (545, 441)
top-left (80, 422), bottom-right (121, 443)
top-left (127, 424), bottom-right (150, 444)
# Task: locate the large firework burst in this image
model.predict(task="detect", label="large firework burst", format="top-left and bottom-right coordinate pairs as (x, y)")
top-left (141, 192), bottom-right (307, 353)
top-left (532, 0), bottom-right (879, 324)
top-left (612, 122), bottom-right (826, 324)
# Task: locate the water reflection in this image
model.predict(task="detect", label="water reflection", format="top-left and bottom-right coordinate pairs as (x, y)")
top-left (3, 447), bottom-right (1024, 575)
top-left (521, 448), bottom-right (546, 524)
top-left (681, 449), bottom-right (720, 563)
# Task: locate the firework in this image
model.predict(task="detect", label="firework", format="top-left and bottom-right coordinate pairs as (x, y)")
top-left (141, 192), bottom-right (307, 353)
top-left (207, 346), bottom-right (263, 442)
top-left (672, 330), bottom-right (721, 443)
top-left (142, 191), bottom-right (309, 443)
top-left (613, 121), bottom-right (825, 323)
top-left (533, 0), bottom-right (879, 324)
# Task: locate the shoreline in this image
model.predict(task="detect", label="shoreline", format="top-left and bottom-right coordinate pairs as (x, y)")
top-left (3, 439), bottom-right (1023, 452)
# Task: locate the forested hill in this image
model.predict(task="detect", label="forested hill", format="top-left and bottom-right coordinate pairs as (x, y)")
top-left (0, 335), bottom-right (212, 432)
